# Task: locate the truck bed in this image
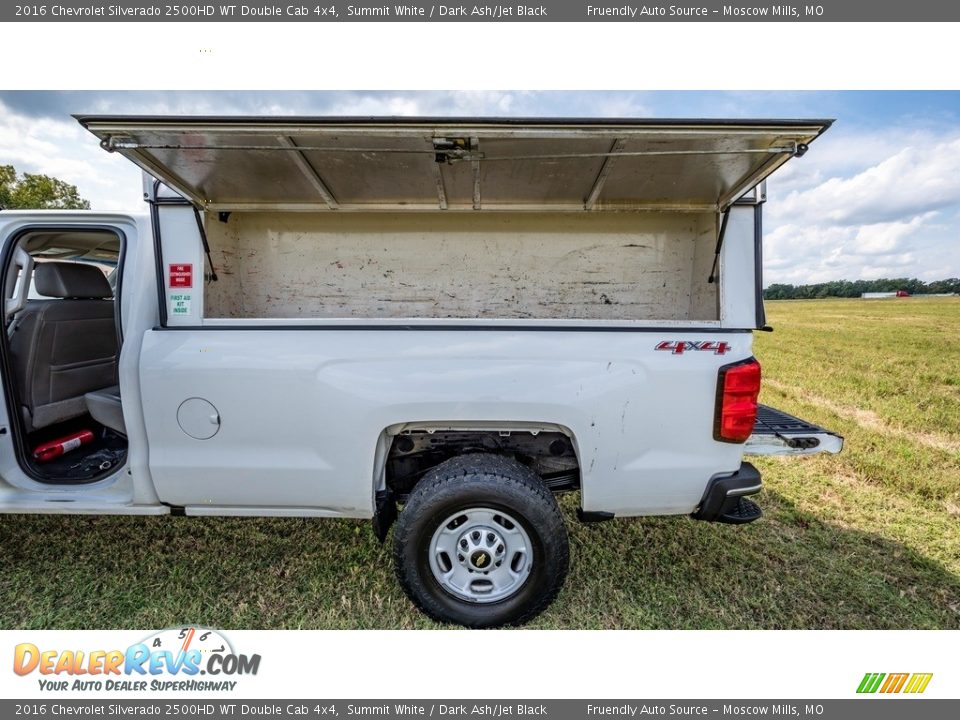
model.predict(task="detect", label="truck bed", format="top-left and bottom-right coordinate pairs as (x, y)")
top-left (203, 211), bottom-right (720, 322)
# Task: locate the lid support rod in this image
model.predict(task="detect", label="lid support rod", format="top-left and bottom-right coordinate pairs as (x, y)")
top-left (277, 136), bottom-right (340, 210)
top-left (471, 136), bottom-right (482, 210)
top-left (431, 162), bottom-right (449, 210)
top-left (584, 138), bottom-right (625, 210)
top-left (192, 207), bottom-right (219, 282)
top-left (707, 208), bottom-right (731, 284)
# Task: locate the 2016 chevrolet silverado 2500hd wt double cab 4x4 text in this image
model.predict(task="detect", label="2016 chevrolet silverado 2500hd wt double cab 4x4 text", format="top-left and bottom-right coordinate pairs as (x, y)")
top-left (0, 116), bottom-right (843, 626)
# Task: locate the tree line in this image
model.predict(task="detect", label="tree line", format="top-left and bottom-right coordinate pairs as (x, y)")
top-left (0, 164), bottom-right (90, 210)
top-left (764, 278), bottom-right (960, 300)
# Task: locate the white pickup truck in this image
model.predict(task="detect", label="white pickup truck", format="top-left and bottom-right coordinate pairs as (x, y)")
top-left (0, 116), bottom-right (842, 626)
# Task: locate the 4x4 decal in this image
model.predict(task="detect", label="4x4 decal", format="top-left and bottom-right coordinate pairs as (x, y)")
top-left (655, 340), bottom-right (732, 355)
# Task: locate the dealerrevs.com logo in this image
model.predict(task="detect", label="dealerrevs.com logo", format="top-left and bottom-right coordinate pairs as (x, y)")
top-left (13, 627), bottom-right (260, 693)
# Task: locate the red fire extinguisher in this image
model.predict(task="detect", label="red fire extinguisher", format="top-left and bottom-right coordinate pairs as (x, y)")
top-left (32, 429), bottom-right (95, 463)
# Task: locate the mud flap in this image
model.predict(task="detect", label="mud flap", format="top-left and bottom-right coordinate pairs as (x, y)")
top-left (372, 489), bottom-right (397, 542)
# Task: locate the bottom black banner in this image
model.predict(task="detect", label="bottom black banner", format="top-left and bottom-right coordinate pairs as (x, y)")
top-left (3, 700), bottom-right (956, 720)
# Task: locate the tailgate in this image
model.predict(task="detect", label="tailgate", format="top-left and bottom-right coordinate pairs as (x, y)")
top-left (745, 404), bottom-right (844, 456)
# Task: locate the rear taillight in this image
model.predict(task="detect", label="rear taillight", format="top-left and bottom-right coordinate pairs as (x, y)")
top-left (714, 358), bottom-right (762, 443)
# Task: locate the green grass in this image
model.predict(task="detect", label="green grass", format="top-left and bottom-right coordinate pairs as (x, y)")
top-left (1, 297), bottom-right (958, 629)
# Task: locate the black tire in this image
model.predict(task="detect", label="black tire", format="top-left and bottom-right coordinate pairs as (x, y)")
top-left (393, 454), bottom-right (569, 628)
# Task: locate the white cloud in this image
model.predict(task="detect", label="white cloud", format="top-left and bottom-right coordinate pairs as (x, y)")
top-left (768, 127), bottom-right (952, 196)
top-left (0, 100), bottom-right (143, 212)
top-left (769, 135), bottom-right (960, 226)
top-left (854, 213), bottom-right (937, 255)
top-left (762, 210), bottom-right (957, 284)
top-left (763, 130), bottom-right (960, 284)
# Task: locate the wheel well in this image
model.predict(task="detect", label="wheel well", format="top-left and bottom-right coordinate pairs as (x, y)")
top-left (384, 429), bottom-right (580, 501)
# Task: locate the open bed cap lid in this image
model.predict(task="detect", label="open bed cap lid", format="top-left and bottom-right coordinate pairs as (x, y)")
top-left (77, 115), bottom-right (831, 213)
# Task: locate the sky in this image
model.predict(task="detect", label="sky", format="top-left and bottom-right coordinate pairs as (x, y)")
top-left (1, 90), bottom-right (958, 286)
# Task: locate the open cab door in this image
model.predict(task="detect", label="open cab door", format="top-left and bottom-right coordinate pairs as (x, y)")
top-left (745, 404), bottom-right (844, 456)
top-left (0, 212), bottom-right (147, 509)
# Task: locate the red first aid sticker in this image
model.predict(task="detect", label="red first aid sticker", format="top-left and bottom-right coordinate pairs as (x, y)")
top-left (169, 263), bottom-right (193, 288)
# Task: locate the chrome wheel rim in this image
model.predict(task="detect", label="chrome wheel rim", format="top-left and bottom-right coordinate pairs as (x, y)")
top-left (428, 507), bottom-right (533, 603)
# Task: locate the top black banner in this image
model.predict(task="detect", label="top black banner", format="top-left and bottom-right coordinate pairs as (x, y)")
top-left (3, 0), bottom-right (954, 22)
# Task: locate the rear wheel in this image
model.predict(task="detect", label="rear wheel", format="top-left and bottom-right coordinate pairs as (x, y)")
top-left (393, 454), bottom-right (569, 628)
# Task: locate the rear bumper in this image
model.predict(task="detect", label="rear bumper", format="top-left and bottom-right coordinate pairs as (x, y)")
top-left (692, 462), bottom-right (762, 524)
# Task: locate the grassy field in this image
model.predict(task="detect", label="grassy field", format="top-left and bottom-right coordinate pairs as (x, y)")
top-left (1, 297), bottom-right (958, 629)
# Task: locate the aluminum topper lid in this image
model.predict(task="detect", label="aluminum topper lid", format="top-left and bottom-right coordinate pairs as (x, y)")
top-left (77, 115), bottom-right (831, 213)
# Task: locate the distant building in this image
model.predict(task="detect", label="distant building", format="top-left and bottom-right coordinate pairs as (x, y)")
top-left (861, 291), bottom-right (910, 298)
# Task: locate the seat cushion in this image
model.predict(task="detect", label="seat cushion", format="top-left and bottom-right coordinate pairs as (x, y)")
top-left (85, 385), bottom-right (125, 435)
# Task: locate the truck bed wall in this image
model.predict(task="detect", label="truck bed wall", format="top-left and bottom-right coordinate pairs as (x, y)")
top-left (137, 326), bottom-right (751, 516)
top-left (204, 212), bottom-right (719, 322)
